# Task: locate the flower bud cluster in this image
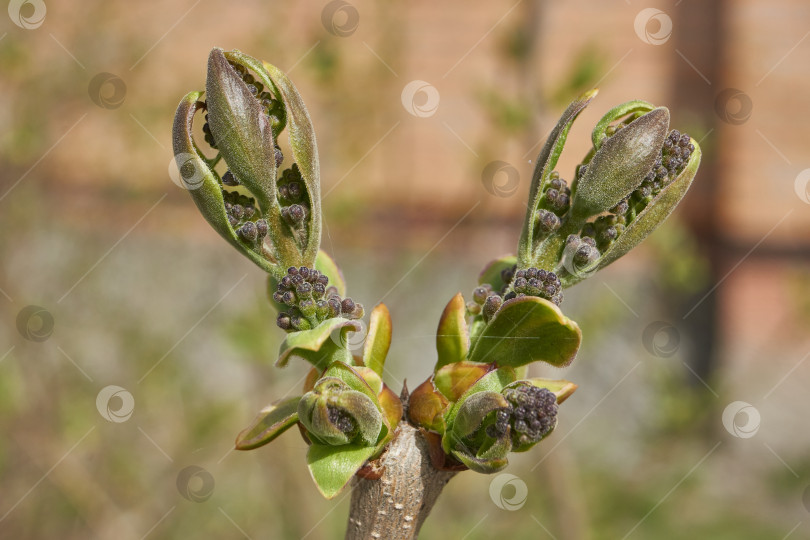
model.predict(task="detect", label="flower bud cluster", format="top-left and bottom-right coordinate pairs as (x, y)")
top-left (532, 171), bottom-right (571, 237)
top-left (506, 267), bottom-right (563, 306)
top-left (274, 266), bottom-right (364, 331)
top-left (631, 129), bottom-right (693, 207)
top-left (466, 283), bottom-right (501, 321)
top-left (543, 171), bottom-right (571, 215)
top-left (277, 164), bottom-right (310, 228)
top-left (572, 129), bottom-right (694, 255)
top-left (222, 190), bottom-right (269, 246)
top-left (485, 384), bottom-right (557, 447)
top-left (468, 267), bottom-right (562, 321)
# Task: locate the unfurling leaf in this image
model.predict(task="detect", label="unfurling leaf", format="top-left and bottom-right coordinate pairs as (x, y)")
top-left (276, 318), bottom-right (359, 369)
top-left (363, 304), bottom-right (392, 378)
top-left (570, 107), bottom-right (670, 219)
top-left (235, 396), bottom-right (301, 450)
top-left (306, 442), bottom-right (378, 499)
top-left (435, 293), bottom-right (470, 369)
top-left (468, 296), bottom-right (581, 368)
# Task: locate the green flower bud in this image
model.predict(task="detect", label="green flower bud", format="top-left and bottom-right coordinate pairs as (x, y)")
top-left (442, 374), bottom-right (565, 473)
top-left (297, 377), bottom-right (383, 446)
top-left (172, 48), bottom-right (323, 279)
top-left (512, 93), bottom-right (700, 286)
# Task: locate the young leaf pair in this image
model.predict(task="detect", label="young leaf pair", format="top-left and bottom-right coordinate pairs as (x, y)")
top-left (172, 48), bottom-right (320, 280)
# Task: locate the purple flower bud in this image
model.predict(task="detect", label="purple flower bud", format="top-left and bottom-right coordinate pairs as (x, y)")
top-left (341, 298), bottom-right (355, 315)
top-left (255, 219), bottom-right (268, 238)
top-left (222, 170), bottom-right (239, 186)
top-left (483, 294), bottom-right (503, 321)
top-left (237, 221), bottom-right (258, 242)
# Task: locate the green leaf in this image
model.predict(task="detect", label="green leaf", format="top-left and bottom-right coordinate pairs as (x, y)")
top-left (352, 367), bottom-right (383, 395)
top-left (276, 318), bottom-right (359, 369)
top-left (468, 296), bottom-right (581, 368)
top-left (591, 100), bottom-right (655, 150)
top-left (266, 250), bottom-right (347, 313)
top-left (378, 384), bottom-right (403, 436)
top-left (452, 448), bottom-right (509, 474)
top-left (172, 91), bottom-right (278, 275)
top-left (435, 293), bottom-right (470, 370)
top-left (518, 89), bottom-right (598, 267)
top-left (363, 304), bottom-right (392, 378)
top-left (477, 254), bottom-right (517, 291)
top-left (571, 107), bottom-right (670, 220)
top-left (234, 396), bottom-right (301, 450)
top-left (407, 379), bottom-right (449, 433)
top-left (433, 362), bottom-right (491, 402)
top-left (307, 443), bottom-right (378, 499)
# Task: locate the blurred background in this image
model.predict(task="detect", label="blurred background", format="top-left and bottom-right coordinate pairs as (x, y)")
top-left (1, 0), bottom-right (809, 538)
